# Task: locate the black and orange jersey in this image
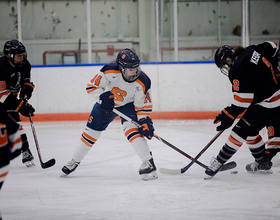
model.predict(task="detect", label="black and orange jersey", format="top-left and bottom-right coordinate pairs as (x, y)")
top-left (0, 56), bottom-right (32, 107)
top-left (228, 41), bottom-right (279, 113)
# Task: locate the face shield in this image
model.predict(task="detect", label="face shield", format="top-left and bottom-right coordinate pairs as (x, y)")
top-left (219, 57), bottom-right (233, 76)
top-left (122, 66), bottom-right (141, 82)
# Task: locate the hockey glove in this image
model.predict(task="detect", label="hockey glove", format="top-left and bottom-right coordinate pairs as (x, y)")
top-left (99, 91), bottom-right (115, 113)
top-left (214, 107), bottom-right (237, 131)
top-left (20, 82), bottom-right (35, 100)
top-left (15, 99), bottom-right (35, 117)
top-left (138, 117), bottom-right (154, 140)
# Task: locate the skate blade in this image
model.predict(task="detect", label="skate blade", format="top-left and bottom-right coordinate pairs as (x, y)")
top-left (24, 161), bottom-right (35, 167)
top-left (247, 169), bottom-right (273, 174)
top-left (204, 175), bottom-right (214, 180)
top-left (141, 171), bottom-right (158, 181)
top-left (60, 172), bottom-right (69, 177)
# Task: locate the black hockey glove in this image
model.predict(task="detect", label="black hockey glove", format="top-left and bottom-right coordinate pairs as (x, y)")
top-left (214, 106), bottom-right (238, 131)
top-left (20, 82), bottom-right (35, 100)
top-left (138, 117), bottom-right (154, 140)
top-left (99, 91), bottom-right (115, 113)
top-left (15, 99), bottom-right (35, 117)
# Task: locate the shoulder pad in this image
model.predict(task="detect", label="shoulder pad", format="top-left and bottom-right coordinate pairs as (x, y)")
top-left (135, 71), bottom-right (151, 94)
top-left (100, 63), bottom-right (119, 73)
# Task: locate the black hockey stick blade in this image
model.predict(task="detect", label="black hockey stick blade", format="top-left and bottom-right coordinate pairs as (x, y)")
top-left (159, 161), bottom-right (237, 175)
top-left (40, 158), bottom-right (56, 169)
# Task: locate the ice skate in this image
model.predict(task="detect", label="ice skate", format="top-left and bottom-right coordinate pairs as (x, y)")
top-left (246, 154), bottom-right (272, 173)
top-left (204, 157), bottom-right (223, 179)
top-left (139, 157), bottom-right (158, 181)
top-left (22, 149), bottom-right (35, 167)
top-left (61, 159), bottom-right (80, 177)
top-left (265, 148), bottom-right (280, 161)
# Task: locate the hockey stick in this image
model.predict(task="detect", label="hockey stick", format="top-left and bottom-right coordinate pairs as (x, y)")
top-left (29, 114), bottom-right (56, 169)
top-left (112, 108), bottom-right (222, 171)
top-left (160, 130), bottom-right (230, 175)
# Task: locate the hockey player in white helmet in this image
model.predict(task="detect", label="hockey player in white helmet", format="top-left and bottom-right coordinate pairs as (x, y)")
top-left (61, 48), bottom-right (157, 181)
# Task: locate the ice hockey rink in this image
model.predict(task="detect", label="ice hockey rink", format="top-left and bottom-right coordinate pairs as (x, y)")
top-left (1, 119), bottom-right (280, 220)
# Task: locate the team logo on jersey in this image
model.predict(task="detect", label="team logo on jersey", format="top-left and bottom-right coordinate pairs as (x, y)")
top-left (250, 50), bottom-right (260, 65)
top-left (135, 86), bottom-right (140, 91)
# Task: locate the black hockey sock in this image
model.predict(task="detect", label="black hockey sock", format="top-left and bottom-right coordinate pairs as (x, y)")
top-left (217, 144), bottom-right (237, 164)
top-left (21, 134), bottom-right (30, 152)
top-left (249, 144), bottom-right (265, 160)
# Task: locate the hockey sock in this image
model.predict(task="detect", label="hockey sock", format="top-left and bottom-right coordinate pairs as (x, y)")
top-left (72, 127), bottom-right (101, 162)
top-left (246, 135), bottom-right (266, 160)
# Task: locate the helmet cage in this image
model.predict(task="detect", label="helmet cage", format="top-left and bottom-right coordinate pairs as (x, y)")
top-left (3, 40), bottom-right (27, 67)
top-left (120, 66), bottom-right (141, 82)
top-left (215, 45), bottom-right (235, 76)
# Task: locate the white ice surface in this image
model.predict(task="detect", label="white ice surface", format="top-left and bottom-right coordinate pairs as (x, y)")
top-left (1, 120), bottom-right (280, 220)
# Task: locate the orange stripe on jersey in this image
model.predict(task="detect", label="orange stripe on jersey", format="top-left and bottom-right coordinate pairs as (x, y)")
top-left (135, 79), bottom-right (145, 95)
top-left (246, 135), bottom-right (262, 145)
top-left (129, 134), bottom-right (142, 142)
top-left (82, 131), bottom-right (97, 143)
top-left (228, 135), bottom-right (243, 147)
top-left (87, 88), bottom-right (98, 94)
top-left (234, 94), bottom-right (253, 104)
top-left (104, 70), bottom-right (121, 74)
top-left (0, 171), bottom-right (8, 179)
top-left (135, 105), bottom-right (153, 111)
top-left (267, 141), bottom-right (280, 146)
top-left (137, 112), bottom-right (151, 117)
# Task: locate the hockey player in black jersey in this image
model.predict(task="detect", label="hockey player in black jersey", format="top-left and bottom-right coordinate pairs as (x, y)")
top-left (205, 41), bottom-right (280, 178)
top-left (0, 107), bottom-right (23, 220)
top-left (0, 40), bottom-right (36, 167)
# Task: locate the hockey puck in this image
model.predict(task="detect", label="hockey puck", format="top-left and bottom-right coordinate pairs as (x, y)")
top-left (231, 171), bottom-right (238, 174)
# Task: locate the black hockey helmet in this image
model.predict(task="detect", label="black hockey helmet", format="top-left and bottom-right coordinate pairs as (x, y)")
top-left (214, 45), bottom-right (235, 76)
top-left (117, 48), bottom-right (140, 82)
top-left (3, 40), bottom-right (27, 66)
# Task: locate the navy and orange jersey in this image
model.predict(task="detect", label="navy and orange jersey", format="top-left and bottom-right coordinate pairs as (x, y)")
top-left (228, 41), bottom-right (279, 113)
top-left (0, 107), bottom-right (22, 189)
top-left (86, 62), bottom-right (153, 120)
top-left (0, 56), bottom-right (32, 106)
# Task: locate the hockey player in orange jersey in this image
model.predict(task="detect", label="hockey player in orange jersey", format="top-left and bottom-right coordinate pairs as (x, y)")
top-left (205, 41), bottom-right (280, 178)
top-left (61, 49), bottom-right (157, 181)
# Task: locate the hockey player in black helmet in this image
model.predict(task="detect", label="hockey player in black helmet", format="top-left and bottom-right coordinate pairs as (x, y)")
top-left (117, 48), bottom-right (141, 82)
top-left (0, 40), bottom-right (36, 167)
top-left (205, 41), bottom-right (280, 179)
top-left (61, 48), bottom-right (157, 181)
top-left (214, 45), bottom-right (236, 76)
